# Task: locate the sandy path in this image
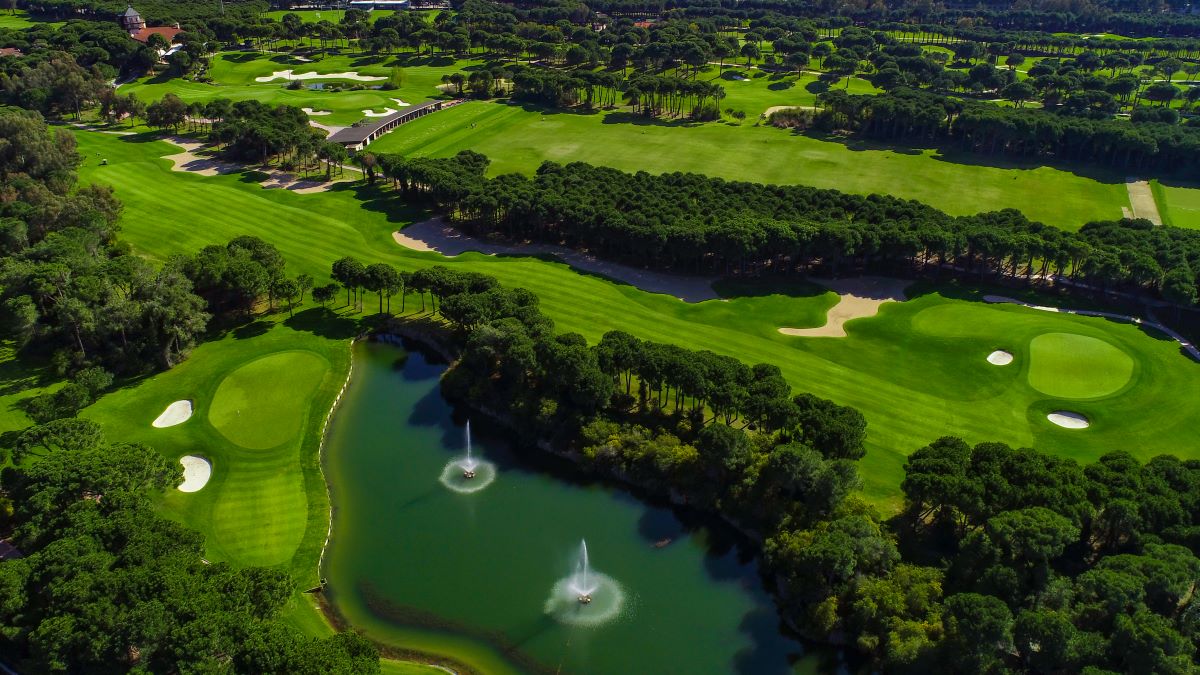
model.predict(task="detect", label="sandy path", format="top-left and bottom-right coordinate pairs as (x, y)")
top-left (984, 295), bottom-right (1198, 360)
top-left (1126, 178), bottom-right (1162, 225)
top-left (161, 137), bottom-right (350, 194)
top-left (779, 277), bottom-right (912, 338)
top-left (254, 69), bottom-right (386, 83)
top-left (393, 218), bottom-right (719, 302)
top-left (308, 120), bottom-right (345, 135)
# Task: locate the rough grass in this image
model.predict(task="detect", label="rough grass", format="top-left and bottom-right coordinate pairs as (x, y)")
top-left (369, 100), bottom-right (1129, 228)
top-left (1027, 332), bottom-right (1135, 399)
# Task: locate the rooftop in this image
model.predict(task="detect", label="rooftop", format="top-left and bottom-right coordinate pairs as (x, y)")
top-left (328, 100), bottom-right (443, 144)
top-left (129, 26), bottom-right (183, 44)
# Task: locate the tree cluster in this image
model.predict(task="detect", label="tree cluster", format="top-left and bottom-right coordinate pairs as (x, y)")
top-left (0, 421), bottom-right (379, 673)
top-left (0, 110), bottom-right (211, 377)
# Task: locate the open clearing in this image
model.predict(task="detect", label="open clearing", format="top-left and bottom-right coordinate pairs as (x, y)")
top-left (370, 101), bottom-right (1129, 228)
top-left (778, 277), bottom-right (910, 337)
top-left (69, 129), bottom-right (1200, 513)
top-left (1028, 333), bottom-right (1135, 399)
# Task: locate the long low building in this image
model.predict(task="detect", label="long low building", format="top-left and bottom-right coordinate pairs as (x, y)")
top-left (328, 99), bottom-right (462, 151)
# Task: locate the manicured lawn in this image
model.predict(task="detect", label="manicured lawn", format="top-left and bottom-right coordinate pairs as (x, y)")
top-left (34, 128), bottom-right (1198, 663)
top-left (1027, 332), bottom-right (1135, 399)
top-left (71, 128), bottom-right (1200, 512)
top-left (0, 10), bottom-right (61, 29)
top-left (124, 51), bottom-right (473, 126)
top-left (1154, 180), bottom-right (1200, 229)
top-left (208, 350), bottom-right (330, 449)
top-left (370, 100), bottom-right (1128, 228)
top-left (262, 9), bottom-right (397, 23)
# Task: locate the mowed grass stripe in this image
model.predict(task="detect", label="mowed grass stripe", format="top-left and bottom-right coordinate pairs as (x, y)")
top-left (74, 130), bottom-right (1200, 511)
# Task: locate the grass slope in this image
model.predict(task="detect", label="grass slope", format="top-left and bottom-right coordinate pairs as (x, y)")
top-left (369, 100), bottom-right (1128, 228)
top-left (1153, 180), bottom-right (1200, 229)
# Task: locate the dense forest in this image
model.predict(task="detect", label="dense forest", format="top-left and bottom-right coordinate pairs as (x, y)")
top-left (359, 261), bottom-right (1200, 673)
top-left (374, 151), bottom-right (1200, 308)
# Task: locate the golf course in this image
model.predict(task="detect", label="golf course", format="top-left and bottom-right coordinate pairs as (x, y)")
top-left (5, 4), bottom-right (1200, 671)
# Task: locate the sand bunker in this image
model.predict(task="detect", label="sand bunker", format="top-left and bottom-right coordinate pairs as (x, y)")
top-left (987, 350), bottom-right (1014, 365)
top-left (153, 400), bottom-right (193, 427)
top-left (779, 277), bottom-right (912, 338)
top-left (391, 98), bottom-right (412, 107)
top-left (178, 455), bottom-right (212, 492)
top-left (255, 69), bottom-right (386, 83)
top-left (363, 107), bottom-right (397, 117)
top-left (302, 107), bottom-right (331, 116)
top-left (393, 218), bottom-right (718, 302)
top-left (1047, 411), bottom-right (1090, 429)
top-left (161, 137), bottom-right (348, 194)
top-left (762, 105), bottom-right (819, 118)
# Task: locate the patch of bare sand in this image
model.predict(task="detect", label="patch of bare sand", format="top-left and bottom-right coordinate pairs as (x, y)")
top-left (761, 105), bottom-right (818, 118)
top-left (161, 137), bottom-right (350, 193)
top-left (393, 218), bottom-right (718, 302)
top-left (778, 277), bottom-right (912, 338)
top-left (1126, 177), bottom-right (1162, 225)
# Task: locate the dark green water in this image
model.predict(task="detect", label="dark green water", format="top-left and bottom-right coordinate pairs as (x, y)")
top-left (324, 341), bottom-right (840, 674)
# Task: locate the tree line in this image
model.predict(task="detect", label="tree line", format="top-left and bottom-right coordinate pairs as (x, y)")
top-left (813, 87), bottom-right (1200, 175)
top-left (371, 151), bottom-right (1200, 308)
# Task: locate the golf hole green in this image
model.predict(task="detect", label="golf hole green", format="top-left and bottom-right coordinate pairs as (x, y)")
top-left (209, 350), bottom-right (329, 449)
top-left (1027, 333), bottom-right (1134, 399)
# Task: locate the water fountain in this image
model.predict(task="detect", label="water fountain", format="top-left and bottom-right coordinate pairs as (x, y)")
top-left (438, 420), bottom-right (496, 493)
top-left (545, 539), bottom-right (625, 626)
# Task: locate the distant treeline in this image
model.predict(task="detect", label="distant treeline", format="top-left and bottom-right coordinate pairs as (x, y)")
top-left (388, 262), bottom-right (1200, 673)
top-left (816, 88), bottom-right (1200, 174)
top-left (373, 152), bottom-right (1200, 308)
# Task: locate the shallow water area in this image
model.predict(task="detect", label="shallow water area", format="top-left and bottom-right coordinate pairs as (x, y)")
top-left (323, 341), bottom-right (838, 674)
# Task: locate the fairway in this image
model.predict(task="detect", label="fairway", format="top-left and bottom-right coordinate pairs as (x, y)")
top-left (370, 101), bottom-right (1129, 228)
top-left (1028, 332), bottom-right (1135, 399)
top-left (1155, 180), bottom-right (1200, 229)
top-left (69, 129), bottom-right (1200, 510)
top-left (209, 350), bottom-right (330, 449)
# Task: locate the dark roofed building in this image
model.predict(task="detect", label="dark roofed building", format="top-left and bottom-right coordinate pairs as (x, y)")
top-left (328, 100), bottom-right (457, 150)
top-left (119, 5), bottom-right (145, 31)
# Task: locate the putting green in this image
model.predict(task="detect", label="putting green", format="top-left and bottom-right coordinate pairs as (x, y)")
top-left (1027, 332), bottom-right (1134, 399)
top-left (209, 350), bottom-right (329, 449)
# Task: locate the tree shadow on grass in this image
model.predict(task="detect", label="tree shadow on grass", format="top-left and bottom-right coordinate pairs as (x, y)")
top-left (600, 111), bottom-right (704, 128)
top-left (344, 182), bottom-right (432, 227)
top-left (283, 306), bottom-right (360, 339)
top-left (767, 79), bottom-right (796, 91)
top-left (804, 79), bottom-right (829, 96)
top-left (712, 276), bottom-right (828, 300)
top-left (232, 320), bottom-right (272, 340)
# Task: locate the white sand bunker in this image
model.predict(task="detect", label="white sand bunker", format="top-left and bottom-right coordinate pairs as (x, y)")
top-left (153, 400), bottom-right (194, 428)
top-left (255, 69), bottom-right (386, 83)
top-left (987, 350), bottom-right (1014, 366)
top-left (302, 107), bottom-right (331, 116)
top-left (779, 277), bottom-right (912, 338)
top-left (1047, 411), bottom-right (1089, 429)
top-left (178, 455), bottom-right (212, 492)
top-left (364, 107), bottom-right (397, 117)
top-left (391, 98), bottom-right (412, 107)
